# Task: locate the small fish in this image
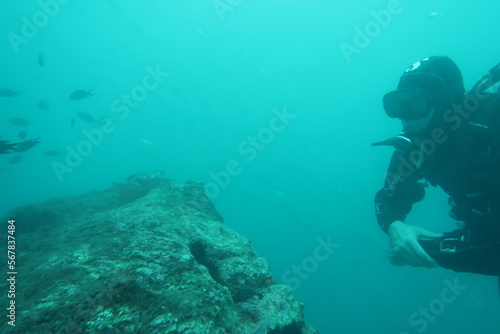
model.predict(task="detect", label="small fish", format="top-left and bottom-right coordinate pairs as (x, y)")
top-left (43, 150), bottom-right (62, 157)
top-left (77, 112), bottom-right (97, 124)
top-left (0, 88), bottom-right (20, 97)
top-left (38, 100), bottom-right (50, 110)
top-left (70, 118), bottom-right (76, 128)
top-left (18, 130), bottom-right (27, 139)
top-left (69, 89), bottom-right (94, 100)
top-left (38, 52), bottom-right (45, 67)
top-left (9, 117), bottom-right (31, 126)
top-left (0, 139), bottom-right (17, 154)
top-left (14, 137), bottom-right (41, 152)
top-left (9, 155), bottom-right (23, 164)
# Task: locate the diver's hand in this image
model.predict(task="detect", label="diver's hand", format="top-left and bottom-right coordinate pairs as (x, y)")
top-left (387, 221), bottom-right (443, 268)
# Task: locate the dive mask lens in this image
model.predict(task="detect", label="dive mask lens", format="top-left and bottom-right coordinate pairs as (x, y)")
top-left (383, 88), bottom-right (431, 120)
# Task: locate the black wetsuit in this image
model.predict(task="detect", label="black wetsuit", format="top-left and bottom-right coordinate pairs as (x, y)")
top-left (375, 94), bottom-right (500, 276)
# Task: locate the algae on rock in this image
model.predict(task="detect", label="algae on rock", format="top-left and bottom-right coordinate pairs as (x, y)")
top-left (0, 171), bottom-right (317, 334)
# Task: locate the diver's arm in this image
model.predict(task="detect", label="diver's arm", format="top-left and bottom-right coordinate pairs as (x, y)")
top-left (374, 151), bottom-right (426, 233)
top-left (375, 151), bottom-right (442, 267)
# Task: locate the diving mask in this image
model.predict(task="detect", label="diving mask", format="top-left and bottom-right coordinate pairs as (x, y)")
top-left (383, 88), bottom-right (434, 121)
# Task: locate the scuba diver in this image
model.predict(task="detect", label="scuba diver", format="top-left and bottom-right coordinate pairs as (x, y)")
top-left (373, 56), bottom-right (500, 282)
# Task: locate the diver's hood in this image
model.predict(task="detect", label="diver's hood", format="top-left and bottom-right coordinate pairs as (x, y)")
top-left (396, 56), bottom-right (465, 105)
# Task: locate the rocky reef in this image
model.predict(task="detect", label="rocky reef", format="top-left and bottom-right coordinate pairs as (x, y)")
top-left (0, 171), bottom-right (317, 333)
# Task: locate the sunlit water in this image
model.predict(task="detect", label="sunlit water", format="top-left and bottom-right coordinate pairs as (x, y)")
top-left (1, 0), bottom-right (499, 333)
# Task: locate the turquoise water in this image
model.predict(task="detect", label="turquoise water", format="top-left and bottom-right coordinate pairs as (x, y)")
top-left (1, 0), bottom-right (500, 333)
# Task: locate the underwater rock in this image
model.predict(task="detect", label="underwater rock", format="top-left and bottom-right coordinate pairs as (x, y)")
top-left (0, 172), bottom-right (317, 334)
